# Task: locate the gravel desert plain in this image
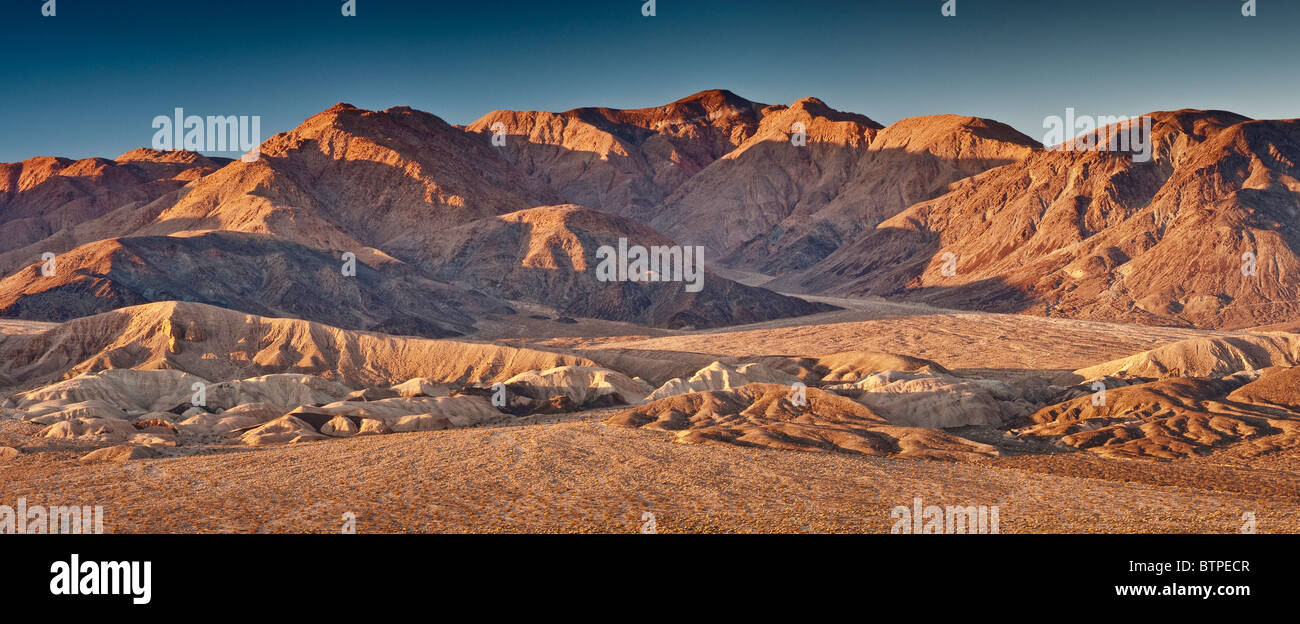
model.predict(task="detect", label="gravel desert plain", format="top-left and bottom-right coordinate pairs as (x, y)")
top-left (3, 91), bottom-right (1300, 534)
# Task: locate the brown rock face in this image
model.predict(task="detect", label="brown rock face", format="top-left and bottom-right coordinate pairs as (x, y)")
top-left (139, 103), bottom-right (559, 249)
top-left (660, 111), bottom-right (1038, 272)
top-left (7, 95), bottom-right (1295, 334)
top-left (0, 99), bottom-right (827, 332)
top-left (0, 151), bottom-right (228, 256)
top-left (786, 110), bottom-right (1300, 329)
top-left (473, 92), bottom-right (1037, 273)
top-left (467, 89), bottom-right (770, 217)
top-left (422, 204), bottom-right (836, 328)
top-left (0, 231), bottom-right (503, 336)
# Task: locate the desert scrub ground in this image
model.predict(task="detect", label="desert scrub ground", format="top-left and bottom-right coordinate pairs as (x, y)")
top-left (3, 409), bottom-right (1296, 533)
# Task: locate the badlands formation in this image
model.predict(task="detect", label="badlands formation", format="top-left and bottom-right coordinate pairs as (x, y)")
top-left (3, 91), bottom-right (1300, 532)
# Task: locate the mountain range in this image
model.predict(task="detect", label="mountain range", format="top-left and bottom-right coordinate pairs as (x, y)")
top-left (2, 90), bottom-right (1298, 332)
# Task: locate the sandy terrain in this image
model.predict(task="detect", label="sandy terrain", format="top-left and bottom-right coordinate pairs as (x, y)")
top-left (528, 295), bottom-right (1227, 372)
top-left (0, 319), bottom-right (55, 336)
top-left (3, 299), bottom-right (1296, 534)
top-left (3, 409), bottom-right (1295, 533)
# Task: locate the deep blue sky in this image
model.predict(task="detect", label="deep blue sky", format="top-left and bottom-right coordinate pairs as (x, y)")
top-left (1, 0), bottom-right (1297, 161)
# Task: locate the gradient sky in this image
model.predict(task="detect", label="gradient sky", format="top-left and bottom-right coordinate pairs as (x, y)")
top-left (1, 0), bottom-right (1297, 161)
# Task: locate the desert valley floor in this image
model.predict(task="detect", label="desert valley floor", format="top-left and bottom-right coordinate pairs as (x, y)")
top-left (4, 294), bottom-right (1298, 533)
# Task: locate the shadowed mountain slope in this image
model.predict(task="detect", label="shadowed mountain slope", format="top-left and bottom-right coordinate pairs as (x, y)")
top-left (421, 204), bottom-right (836, 329)
top-left (785, 110), bottom-right (1300, 329)
top-left (661, 110), bottom-right (1038, 272)
top-left (0, 231), bottom-right (507, 337)
top-left (1, 100), bottom-right (832, 331)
